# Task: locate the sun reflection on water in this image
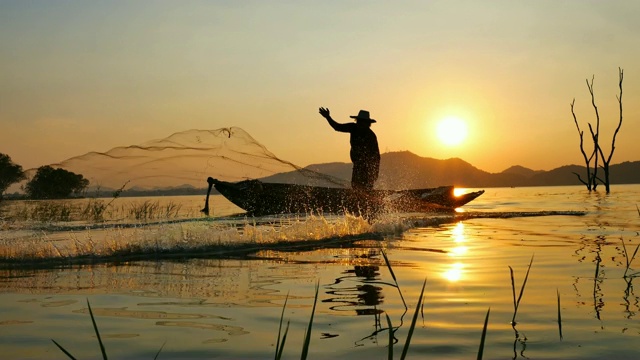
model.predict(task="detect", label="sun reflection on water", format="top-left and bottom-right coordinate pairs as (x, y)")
top-left (443, 262), bottom-right (465, 282)
top-left (443, 222), bottom-right (468, 282)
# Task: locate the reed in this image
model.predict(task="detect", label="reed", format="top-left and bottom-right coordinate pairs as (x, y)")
top-left (400, 278), bottom-right (426, 360)
top-left (81, 198), bottom-right (109, 222)
top-left (13, 201), bottom-right (74, 222)
top-left (509, 255), bottom-right (534, 325)
top-left (621, 239), bottom-right (640, 278)
top-left (300, 282), bottom-right (319, 360)
top-left (126, 200), bottom-right (182, 221)
top-left (557, 289), bottom-right (563, 340)
top-left (382, 278), bottom-right (426, 360)
top-left (51, 299), bottom-right (164, 360)
top-left (385, 313), bottom-right (394, 360)
top-left (477, 308), bottom-right (491, 360)
top-left (381, 248), bottom-right (408, 309)
top-left (52, 300), bottom-right (108, 360)
top-left (274, 292), bottom-right (290, 360)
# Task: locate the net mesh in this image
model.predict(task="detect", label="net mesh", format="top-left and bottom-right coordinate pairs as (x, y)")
top-left (39, 127), bottom-right (347, 191)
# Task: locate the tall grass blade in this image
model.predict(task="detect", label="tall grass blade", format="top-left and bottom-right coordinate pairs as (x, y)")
top-left (87, 299), bottom-right (108, 360)
top-left (510, 255), bottom-right (534, 324)
top-left (621, 239), bottom-right (630, 269)
top-left (509, 266), bottom-right (516, 312)
top-left (381, 249), bottom-right (397, 284)
top-left (300, 282), bottom-right (319, 360)
top-left (400, 278), bottom-right (426, 360)
top-left (275, 292), bottom-right (290, 360)
top-left (557, 289), bottom-right (563, 341)
top-left (385, 313), bottom-right (393, 360)
top-left (382, 249), bottom-right (407, 308)
top-left (636, 204), bottom-right (639, 216)
top-left (50, 339), bottom-right (78, 360)
top-left (153, 341), bottom-right (166, 360)
top-left (275, 321), bottom-right (290, 360)
top-left (623, 242), bottom-right (640, 278)
top-left (516, 255), bottom-right (534, 309)
top-left (477, 308), bottom-right (490, 360)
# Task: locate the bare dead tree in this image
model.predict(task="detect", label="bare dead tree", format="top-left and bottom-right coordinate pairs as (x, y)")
top-left (570, 68), bottom-right (624, 193)
top-left (596, 68), bottom-right (624, 193)
top-left (570, 99), bottom-right (595, 190)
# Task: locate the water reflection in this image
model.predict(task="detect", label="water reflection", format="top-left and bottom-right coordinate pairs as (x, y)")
top-left (323, 250), bottom-right (410, 346)
top-left (324, 263), bottom-right (384, 315)
top-left (443, 262), bottom-right (465, 282)
top-left (442, 222), bottom-right (468, 283)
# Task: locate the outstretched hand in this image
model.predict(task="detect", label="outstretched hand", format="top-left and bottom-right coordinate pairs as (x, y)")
top-left (318, 107), bottom-right (331, 119)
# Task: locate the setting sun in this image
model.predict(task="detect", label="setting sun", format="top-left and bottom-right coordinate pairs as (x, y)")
top-left (436, 116), bottom-right (468, 146)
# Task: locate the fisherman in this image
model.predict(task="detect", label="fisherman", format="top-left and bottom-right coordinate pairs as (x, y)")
top-left (318, 107), bottom-right (380, 190)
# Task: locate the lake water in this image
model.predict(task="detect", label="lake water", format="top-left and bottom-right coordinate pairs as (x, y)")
top-left (0, 185), bottom-right (639, 359)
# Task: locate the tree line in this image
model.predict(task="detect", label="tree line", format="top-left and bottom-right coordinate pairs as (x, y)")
top-left (0, 153), bottom-right (88, 200)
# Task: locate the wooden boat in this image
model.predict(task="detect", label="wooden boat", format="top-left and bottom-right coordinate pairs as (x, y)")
top-left (202, 177), bottom-right (484, 217)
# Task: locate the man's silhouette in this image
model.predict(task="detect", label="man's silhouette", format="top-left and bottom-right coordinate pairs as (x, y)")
top-left (319, 107), bottom-right (380, 190)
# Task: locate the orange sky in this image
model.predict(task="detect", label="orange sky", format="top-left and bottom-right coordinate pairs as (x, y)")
top-left (1, 1), bottom-right (639, 174)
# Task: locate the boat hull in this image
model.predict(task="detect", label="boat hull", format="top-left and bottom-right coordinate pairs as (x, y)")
top-left (207, 178), bottom-right (484, 216)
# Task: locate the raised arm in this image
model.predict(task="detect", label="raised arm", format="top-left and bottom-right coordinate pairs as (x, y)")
top-left (318, 107), bottom-right (352, 132)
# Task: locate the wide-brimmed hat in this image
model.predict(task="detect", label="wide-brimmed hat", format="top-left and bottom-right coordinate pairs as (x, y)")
top-left (350, 110), bottom-right (377, 123)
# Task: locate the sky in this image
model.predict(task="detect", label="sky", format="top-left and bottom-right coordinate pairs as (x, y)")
top-left (1, 0), bottom-right (639, 174)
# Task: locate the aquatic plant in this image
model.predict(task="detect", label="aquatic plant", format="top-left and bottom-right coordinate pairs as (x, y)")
top-left (478, 308), bottom-right (491, 360)
top-left (52, 299), bottom-right (164, 360)
top-left (382, 278), bottom-right (426, 360)
top-left (274, 293), bottom-right (290, 360)
top-left (509, 255), bottom-right (534, 325)
top-left (557, 289), bottom-right (563, 340)
top-left (51, 300), bottom-right (108, 360)
top-left (399, 278), bottom-right (426, 359)
top-left (621, 238), bottom-right (640, 278)
top-left (301, 282), bottom-right (319, 360)
top-left (381, 248), bottom-right (407, 308)
top-left (12, 201), bottom-right (74, 222)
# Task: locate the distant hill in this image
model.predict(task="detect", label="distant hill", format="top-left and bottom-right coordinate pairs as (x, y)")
top-left (6, 150), bottom-right (637, 199)
top-left (262, 151), bottom-right (640, 189)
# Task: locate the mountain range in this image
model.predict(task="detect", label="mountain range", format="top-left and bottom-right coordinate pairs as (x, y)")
top-left (63, 150), bottom-right (640, 197)
top-left (261, 151), bottom-right (640, 189)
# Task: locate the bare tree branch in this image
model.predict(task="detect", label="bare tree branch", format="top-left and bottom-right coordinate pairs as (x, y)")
top-left (607, 67), bottom-right (624, 165)
top-left (571, 99), bottom-right (593, 190)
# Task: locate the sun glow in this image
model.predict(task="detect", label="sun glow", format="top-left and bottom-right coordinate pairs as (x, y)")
top-left (436, 116), bottom-right (468, 146)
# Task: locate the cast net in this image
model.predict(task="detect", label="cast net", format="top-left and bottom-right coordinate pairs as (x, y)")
top-left (43, 127), bottom-right (348, 191)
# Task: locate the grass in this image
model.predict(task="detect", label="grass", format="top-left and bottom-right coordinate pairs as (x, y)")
top-left (52, 299), bottom-right (164, 360)
top-left (621, 238), bottom-right (640, 278)
top-left (6, 198), bottom-right (183, 223)
top-left (300, 282), bottom-right (319, 360)
top-left (52, 300), bottom-right (108, 360)
top-left (557, 289), bottom-right (563, 341)
top-left (478, 308), bottom-right (491, 360)
top-left (509, 254), bottom-right (534, 325)
top-left (274, 292), bottom-right (290, 360)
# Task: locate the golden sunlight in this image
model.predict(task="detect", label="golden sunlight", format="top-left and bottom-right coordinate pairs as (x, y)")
top-left (436, 116), bottom-right (468, 146)
top-left (443, 262), bottom-right (465, 282)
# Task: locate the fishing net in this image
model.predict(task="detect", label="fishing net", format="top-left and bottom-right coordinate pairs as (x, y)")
top-left (42, 127), bottom-right (348, 191)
